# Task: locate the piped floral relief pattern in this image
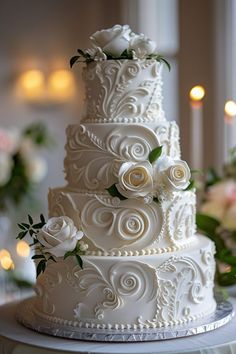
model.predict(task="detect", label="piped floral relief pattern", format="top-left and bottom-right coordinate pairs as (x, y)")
top-left (73, 259), bottom-right (158, 321)
top-left (80, 195), bottom-right (163, 252)
top-left (65, 124), bottom-right (161, 190)
top-left (35, 266), bottom-right (62, 315)
top-left (82, 59), bottom-right (165, 123)
top-left (166, 193), bottom-right (196, 246)
top-left (48, 189), bottom-right (81, 230)
top-left (138, 255), bottom-right (213, 326)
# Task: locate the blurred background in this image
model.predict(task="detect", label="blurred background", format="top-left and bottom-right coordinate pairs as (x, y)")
top-left (0, 0), bottom-right (236, 301)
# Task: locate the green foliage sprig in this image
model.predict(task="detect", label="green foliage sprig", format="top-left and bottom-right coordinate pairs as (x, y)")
top-left (17, 214), bottom-right (46, 244)
top-left (70, 49), bottom-right (171, 71)
top-left (23, 122), bottom-right (52, 147)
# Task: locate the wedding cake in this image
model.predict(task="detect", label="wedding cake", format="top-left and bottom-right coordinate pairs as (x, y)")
top-left (18, 25), bottom-right (217, 340)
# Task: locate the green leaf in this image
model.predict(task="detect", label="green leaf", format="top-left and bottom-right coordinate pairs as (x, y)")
top-left (217, 270), bottom-right (236, 287)
top-left (31, 255), bottom-right (45, 260)
top-left (40, 214), bottom-right (46, 225)
top-left (106, 184), bottom-right (127, 200)
top-left (18, 223), bottom-right (27, 230)
top-left (22, 223), bottom-right (30, 229)
top-left (17, 231), bottom-right (28, 239)
top-left (159, 57), bottom-right (171, 71)
top-left (64, 250), bottom-right (75, 259)
top-left (184, 179), bottom-right (195, 191)
top-left (36, 260), bottom-right (46, 278)
top-left (70, 55), bottom-right (80, 68)
top-left (148, 146), bottom-right (163, 164)
top-left (48, 255), bottom-right (56, 262)
top-left (29, 229), bottom-right (34, 237)
top-left (219, 254), bottom-right (236, 266)
top-left (77, 49), bottom-right (85, 56)
top-left (196, 213), bottom-right (220, 236)
top-left (29, 239), bottom-right (39, 246)
top-left (33, 222), bottom-right (44, 229)
top-left (76, 255), bottom-right (83, 269)
top-left (28, 215), bottom-right (33, 225)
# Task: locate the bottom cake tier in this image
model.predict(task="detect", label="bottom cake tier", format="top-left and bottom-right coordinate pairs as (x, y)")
top-left (32, 234), bottom-right (216, 330)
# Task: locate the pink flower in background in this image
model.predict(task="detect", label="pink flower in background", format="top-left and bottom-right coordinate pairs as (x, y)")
top-left (201, 179), bottom-right (236, 229)
top-left (207, 180), bottom-right (236, 205)
top-left (0, 128), bottom-right (19, 154)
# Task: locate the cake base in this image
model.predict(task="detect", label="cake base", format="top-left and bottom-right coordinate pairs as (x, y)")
top-left (16, 294), bottom-right (234, 342)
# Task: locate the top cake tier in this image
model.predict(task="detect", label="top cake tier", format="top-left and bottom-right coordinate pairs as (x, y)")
top-left (81, 59), bottom-right (165, 124)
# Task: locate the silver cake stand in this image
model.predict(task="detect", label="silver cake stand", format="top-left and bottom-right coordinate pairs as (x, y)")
top-left (16, 295), bottom-right (234, 342)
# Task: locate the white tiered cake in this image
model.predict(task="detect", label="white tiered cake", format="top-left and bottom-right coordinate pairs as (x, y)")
top-left (20, 25), bottom-right (217, 339)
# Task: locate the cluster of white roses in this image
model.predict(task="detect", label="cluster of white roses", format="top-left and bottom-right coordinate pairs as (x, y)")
top-left (116, 154), bottom-right (191, 200)
top-left (37, 216), bottom-right (88, 258)
top-left (86, 24), bottom-right (157, 61)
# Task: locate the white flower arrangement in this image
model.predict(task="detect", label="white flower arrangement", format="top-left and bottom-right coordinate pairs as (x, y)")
top-left (17, 215), bottom-right (88, 277)
top-left (70, 24), bottom-right (170, 71)
top-left (107, 146), bottom-right (192, 201)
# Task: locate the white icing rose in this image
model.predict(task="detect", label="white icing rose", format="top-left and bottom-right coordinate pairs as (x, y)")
top-left (90, 24), bottom-right (132, 57)
top-left (154, 156), bottom-right (191, 191)
top-left (129, 34), bottom-right (157, 59)
top-left (37, 216), bottom-right (84, 258)
top-left (0, 152), bottom-right (12, 186)
top-left (85, 46), bottom-right (107, 61)
top-left (116, 161), bottom-right (153, 198)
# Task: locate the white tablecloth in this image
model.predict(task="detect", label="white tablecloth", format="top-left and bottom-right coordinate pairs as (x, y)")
top-left (0, 299), bottom-right (236, 354)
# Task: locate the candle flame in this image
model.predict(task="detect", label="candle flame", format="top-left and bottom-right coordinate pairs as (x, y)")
top-left (190, 86), bottom-right (205, 101)
top-left (17, 70), bottom-right (45, 99)
top-left (16, 240), bottom-right (30, 258)
top-left (0, 249), bottom-right (14, 270)
top-left (0, 249), bottom-right (11, 260)
top-left (225, 100), bottom-right (236, 117)
top-left (48, 70), bottom-right (75, 100)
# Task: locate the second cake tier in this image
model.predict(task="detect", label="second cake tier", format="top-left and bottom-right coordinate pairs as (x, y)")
top-left (49, 188), bottom-right (197, 255)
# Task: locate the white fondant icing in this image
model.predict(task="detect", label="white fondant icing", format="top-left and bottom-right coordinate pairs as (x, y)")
top-left (64, 122), bottom-right (180, 190)
top-left (31, 53), bottom-right (216, 336)
top-left (33, 235), bottom-right (216, 329)
top-left (48, 188), bottom-right (197, 254)
top-left (82, 59), bottom-right (165, 123)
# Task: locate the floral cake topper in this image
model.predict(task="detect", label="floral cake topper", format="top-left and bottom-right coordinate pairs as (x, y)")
top-left (70, 24), bottom-right (170, 70)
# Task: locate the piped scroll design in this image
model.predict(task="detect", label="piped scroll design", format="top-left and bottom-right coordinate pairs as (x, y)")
top-left (48, 189), bottom-right (81, 229)
top-left (35, 266), bottom-right (62, 315)
top-left (80, 195), bottom-right (163, 252)
top-left (155, 121), bottom-right (180, 159)
top-left (65, 124), bottom-right (160, 190)
top-left (73, 260), bottom-right (158, 320)
top-left (166, 193), bottom-right (196, 246)
top-left (138, 256), bottom-right (211, 326)
top-left (82, 60), bottom-right (162, 122)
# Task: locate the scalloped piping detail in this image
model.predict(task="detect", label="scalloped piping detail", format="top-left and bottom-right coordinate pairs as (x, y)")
top-left (32, 304), bottom-right (215, 330)
top-left (83, 238), bottom-right (197, 257)
top-left (81, 116), bottom-right (166, 124)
